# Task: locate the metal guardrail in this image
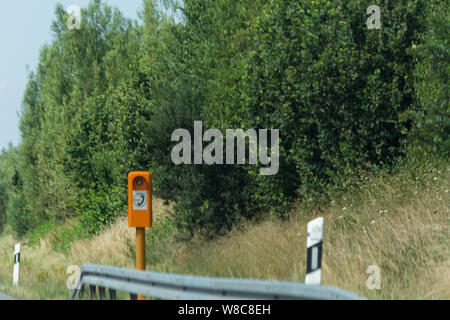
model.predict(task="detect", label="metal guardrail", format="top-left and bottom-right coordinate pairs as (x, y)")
top-left (71, 264), bottom-right (366, 300)
top-left (0, 292), bottom-right (15, 300)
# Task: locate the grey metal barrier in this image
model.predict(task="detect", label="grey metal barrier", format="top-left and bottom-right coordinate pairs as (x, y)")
top-left (71, 264), bottom-right (365, 300)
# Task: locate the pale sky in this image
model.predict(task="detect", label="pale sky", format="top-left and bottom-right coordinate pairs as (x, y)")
top-left (0, 0), bottom-right (143, 150)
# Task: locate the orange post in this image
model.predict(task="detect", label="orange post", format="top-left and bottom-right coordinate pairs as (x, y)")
top-left (136, 227), bottom-right (146, 300)
top-left (128, 172), bottom-right (152, 228)
top-left (128, 171), bottom-right (152, 300)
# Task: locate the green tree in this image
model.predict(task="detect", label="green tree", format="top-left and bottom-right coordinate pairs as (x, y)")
top-left (15, 0), bottom-right (140, 234)
top-left (119, 0), bottom-right (266, 237)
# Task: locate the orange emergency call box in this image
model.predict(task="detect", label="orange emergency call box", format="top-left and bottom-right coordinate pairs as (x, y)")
top-left (128, 171), bottom-right (152, 228)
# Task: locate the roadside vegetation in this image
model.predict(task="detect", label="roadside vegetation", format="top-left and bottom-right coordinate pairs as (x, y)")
top-left (0, 0), bottom-right (448, 299)
top-left (0, 152), bottom-right (447, 299)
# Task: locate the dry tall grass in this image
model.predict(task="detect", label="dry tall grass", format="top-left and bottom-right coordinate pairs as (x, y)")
top-left (0, 198), bottom-right (166, 299)
top-left (147, 161), bottom-right (449, 300)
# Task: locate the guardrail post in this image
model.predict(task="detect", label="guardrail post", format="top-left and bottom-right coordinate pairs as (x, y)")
top-left (89, 285), bottom-right (97, 300)
top-left (109, 289), bottom-right (116, 300)
top-left (98, 286), bottom-right (106, 300)
top-left (79, 284), bottom-right (85, 299)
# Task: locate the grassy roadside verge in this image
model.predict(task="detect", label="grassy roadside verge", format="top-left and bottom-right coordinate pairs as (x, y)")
top-left (143, 155), bottom-right (449, 300)
top-left (0, 200), bottom-right (168, 299)
top-left (0, 155), bottom-right (448, 299)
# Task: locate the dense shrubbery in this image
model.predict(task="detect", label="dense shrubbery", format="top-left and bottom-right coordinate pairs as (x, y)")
top-left (0, 0), bottom-right (447, 238)
top-left (78, 187), bottom-right (124, 235)
top-left (405, 1), bottom-right (449, 157)
top-left (237, 0), bottom-right (429, 211)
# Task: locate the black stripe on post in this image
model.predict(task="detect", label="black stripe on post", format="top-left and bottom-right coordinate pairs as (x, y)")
top-left (79, 284), bottom-right (85, 299)
top-left (14, 253), bottom-right (20, 264)
top-left (306, 241), bottom-right (322, 274)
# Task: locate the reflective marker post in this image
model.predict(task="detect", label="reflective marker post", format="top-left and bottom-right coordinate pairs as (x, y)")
top-left (305, 217), bottom-right (323, 285)
top-left (13, 243), bottom-right (20, 286)
top-left (128, 171), bottom-right (152, 300)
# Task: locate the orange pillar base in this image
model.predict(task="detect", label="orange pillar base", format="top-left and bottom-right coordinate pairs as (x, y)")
top-left (136, 227), bottom-right (146, 300)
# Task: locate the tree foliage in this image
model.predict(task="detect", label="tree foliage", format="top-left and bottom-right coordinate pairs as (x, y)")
top-left (405, 0), bottom-right (450, 157)
top-left (0, 0), bottom-right (447, 238)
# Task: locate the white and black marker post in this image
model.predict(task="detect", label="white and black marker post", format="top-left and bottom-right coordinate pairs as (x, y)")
top-left (13, 243), bottom-right (20, 286)
top-left (305, 217), bottom-right (323, 285)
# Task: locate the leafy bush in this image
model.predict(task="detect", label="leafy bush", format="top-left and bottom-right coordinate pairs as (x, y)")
top-left (6, 192), bottom-right (36, 237)
top-left (238, 0), bottom-right (428, 212)
top-left (111, 0), bottom-right (265, 237)
top-left (78, 187), bottom-right (125, 235)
